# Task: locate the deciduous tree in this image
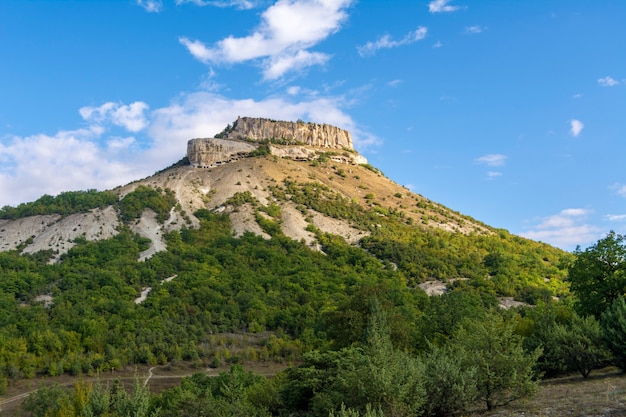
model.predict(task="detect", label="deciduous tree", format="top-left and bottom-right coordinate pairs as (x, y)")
top-left (569, 231), bottom-right (626, 318)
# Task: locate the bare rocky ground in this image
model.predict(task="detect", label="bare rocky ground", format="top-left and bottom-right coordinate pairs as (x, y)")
top-left (2, 155), bottom-right (489, 265)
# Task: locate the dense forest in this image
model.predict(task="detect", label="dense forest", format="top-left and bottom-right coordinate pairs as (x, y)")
top-left (1, 180), bottom-right (626, 416)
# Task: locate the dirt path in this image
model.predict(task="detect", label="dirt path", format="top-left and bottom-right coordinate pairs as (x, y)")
top-left (0, 361), bottom-right (286, 415)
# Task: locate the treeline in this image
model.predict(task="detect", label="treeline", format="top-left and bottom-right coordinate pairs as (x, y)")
top-left (3, 179), bottom-right (625, 415)
top-left (22, 306), bottom-right (541, 417)
top-left (0, 185), bottom-right (177, 225)
top-left (0, 189), bottom-right (118, 219)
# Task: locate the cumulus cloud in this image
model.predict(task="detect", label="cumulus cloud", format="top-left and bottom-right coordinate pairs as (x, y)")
top-left (137, 0), bottom-right (163, 12)
top-left (598, 76), bottom-right (619, 87)
top-left (570, 119), bottom-right (584, 137)
top-left (80, 102), bottom-right (150, 132)
top-left (0, 91), bottom-right (377, 207)
top-left (520, 208), bottom-right (602, 250)
top-left (357, 27), bottom-right (427, 56)
top-left (475, 153), bottom-right (507, 167)
top-left (0, 127), bottom-right (139, 207)
top-left (179, 0), bottom-right (353, 80)
top-left (428, 0), bottom-right (461, 13)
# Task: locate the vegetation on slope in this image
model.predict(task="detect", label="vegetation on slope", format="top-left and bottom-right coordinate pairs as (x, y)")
top-left (0, 189), bottom-right (118, 219)
top-left (2, 163), bottom-right (626, 416)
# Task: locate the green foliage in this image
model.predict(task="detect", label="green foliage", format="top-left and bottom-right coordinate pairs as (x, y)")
top-left (362, 224), bottom-right (568, 293)
top-left (156, 365), bottom-right (269, 417)
top-left (248, 144), bottom-right (271, 157)
top-left (119, 185), bottom-right (176, 223)
top-left (456, 313), bottom-right (541, 411)
top-left (359, 163), bottom-right (382, 175)
top-left (601, 295), bottom-right (626, 371)
top-left (281, 309), bottom-right (425, 417)
top-left (225, 190), bottom-right (258, 206)
top-left (324, 282), bottom-right (426, 351)
top-left (416, 287), bottom-right (490, 349)
top-left (422, 343), bottom-right (478, 417)
top-left (0, 189), bottom-right (117, 219)
top-left (522, 303), bottom-right (575, 377)
top-left (22, 378), bottom-right (159, 417)
top-left (569, 231), bottom-right (626, 317)
top-left (551, 313), bottom-right (611, 378)
top-left (214, 122), bottom-right (234, 138)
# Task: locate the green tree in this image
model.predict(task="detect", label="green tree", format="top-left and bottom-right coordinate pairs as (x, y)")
top-left (601, 295), bottom-right (626, 372)
top-left (551, 313), bottom-right (611, 378)
top-left (422, 343), bottom-right (478, 417)
top-left (359, 300), bottom-right (425, 417)
top-left (569, 231), bottom-right (626, 317)
top-left (457, 313), bottom-right (541, 411)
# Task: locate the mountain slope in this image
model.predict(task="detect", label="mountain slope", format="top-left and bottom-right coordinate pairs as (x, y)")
top-left (1, 154), bottom-right (489, 260)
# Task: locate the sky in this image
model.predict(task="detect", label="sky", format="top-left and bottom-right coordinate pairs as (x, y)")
top-left (0, 0), bottom-right (624, 251)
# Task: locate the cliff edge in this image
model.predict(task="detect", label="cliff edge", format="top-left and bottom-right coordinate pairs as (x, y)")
top-left (188, 117), bottom-right (366, 168)
top-left (221, 116), bottom-right (353, 150)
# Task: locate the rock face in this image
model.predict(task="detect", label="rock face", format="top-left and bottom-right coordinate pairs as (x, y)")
top-left (188, 117), bottom-right (367, 168)
top-left (224, 117), bottom-right (353, 150)
top-left (187, 137), bottom-right (258, 168)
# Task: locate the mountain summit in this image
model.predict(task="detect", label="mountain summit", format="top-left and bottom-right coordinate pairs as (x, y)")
top-left (1, 117), bottom-right (485, 261)
top-left (0, 117), bottom-right (565, 302)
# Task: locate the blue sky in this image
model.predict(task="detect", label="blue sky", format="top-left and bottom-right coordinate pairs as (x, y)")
top-left (0, 0), bottom-right (624, 251)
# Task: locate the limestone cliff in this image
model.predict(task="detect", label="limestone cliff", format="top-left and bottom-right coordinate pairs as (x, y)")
top-left (187, 138), bottom-right (258, 168)
top-left (223, 117), bottom-right (353, 150)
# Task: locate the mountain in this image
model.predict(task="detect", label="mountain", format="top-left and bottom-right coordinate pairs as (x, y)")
top-left (1, 118), bottom-right (568, 293)
top-left (0, 118), bottom-right (572, 406)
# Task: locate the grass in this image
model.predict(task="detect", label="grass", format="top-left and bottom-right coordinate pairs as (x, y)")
top-left (466, 367), bottom-right (626, 417)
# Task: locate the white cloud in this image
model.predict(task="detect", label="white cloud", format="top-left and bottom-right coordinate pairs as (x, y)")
top-left (570, 119), bottom-right (584, 137)
top-left (263, 50), bottom-right (329, 80)
top-left (572, 93), bottom-right (582, 99)
top-left (357, 27), bottom-right (427, 57)
top-left (0, 88), bottom-right (381, 208)
top-left (598, 76), bottom-right (619, 87)
top-left (520, 208), bottom-right (602, 250)
top-left (137, 0), bottom-right (163, 12)
top-left (107, 136), bottom-right (136, 151)
top-left (179, 0), bottom-right (353, 79)
top-left (486, 171), bottom-right (502, 179)
top-left (428, 0), bottom-right (461, 13)
top-left (147, 91), bottom-right (379, 151)
top-left (388, 79), bottom-right (403, 88)
top-left (433, 41), bottom-right (443, 48)
top-left (176, 0), bottom-right (259, 9)
top-left (80, 102), bottom-right (150, 132)
top-left (606, 214), bottom-right (626, 222)
top-left (0, 127), bottom-right (139, 207)
top-left (287, 86), bottom-right (301, 95)
top-left (465, 25), bottom-right (484, 34)
top-left (475, 153), bottom-right (507, 167)
top-left (610, 183), bottom-right (626, 198)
